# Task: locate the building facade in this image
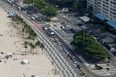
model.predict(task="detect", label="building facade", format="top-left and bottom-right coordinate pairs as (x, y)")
top-left (87, 0), bottom-right (116, 23)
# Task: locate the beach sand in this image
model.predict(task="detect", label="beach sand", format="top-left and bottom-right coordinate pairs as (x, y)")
top-left (0, 7), bottom-right (59, 77)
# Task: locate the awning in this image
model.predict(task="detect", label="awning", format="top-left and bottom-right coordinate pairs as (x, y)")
top-left (107, 21), bottom-right (116, 29)
top-left (95, 14), bottom-right (106, 20)
top-left (22, 59), bottom-right (29, 63)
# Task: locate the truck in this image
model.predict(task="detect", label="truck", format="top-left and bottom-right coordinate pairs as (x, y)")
top-left (82, 69), bottom-right (87, 76)
top-left (43, 27), bottom-right (54, 37)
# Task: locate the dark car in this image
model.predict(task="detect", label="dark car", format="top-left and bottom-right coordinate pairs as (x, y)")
top-left (61, 22), bottom-right (66, 27)
top-left (108, 56), bottom-right (112, 60)
top-left (113, 52), bottom-right (116, 56)
top-left (77, 65), bottom-right (82, 71)
top-left (70, 57), bottom-right (77, 64)
top-left (77, 65), bottom-right (81, 69)
top-left (70, 29), bottom-right (76, 33)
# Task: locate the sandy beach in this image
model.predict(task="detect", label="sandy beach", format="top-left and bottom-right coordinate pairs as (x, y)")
top-left (0, 7), bottom-right (59, 77)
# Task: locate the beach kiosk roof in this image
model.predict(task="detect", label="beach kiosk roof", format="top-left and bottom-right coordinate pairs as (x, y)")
top-left (107, 21), bottom-right (116, 29)
top-left (79, 16), bottom-right (90, 22)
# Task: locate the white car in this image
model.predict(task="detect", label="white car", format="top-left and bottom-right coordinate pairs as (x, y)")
top-left (18, 7), bottom-right (21, 10)
top-left (12, 4), bottom-right (16, 7)
top-left (31, 17), bottom-right (35, 21)
top-left (58, 42), bottom-right (61, 46)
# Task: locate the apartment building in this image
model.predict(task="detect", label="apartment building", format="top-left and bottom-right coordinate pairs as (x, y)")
top-left (87, 0), bottom-right (116, 28)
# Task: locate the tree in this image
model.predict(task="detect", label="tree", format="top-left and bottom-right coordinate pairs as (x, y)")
top-left (32, 0), bottom-right (49, 9)
top-left (24, 41), bottom-right (28, 55)
top-left (71, 30), bottom-right (109, 60)
top-left (27, 35), bottom-right (32, 40)
top-left (40, 6), bottom-right (57, 19)
top-left (35, 41), bottom-right (41, 54)
top-left (23, 0), bottom-right (33, 4)
top-left (35, 41), bottom-right (41, 46)
top-left (72, 0), bottom-right (87, 16)
top-left (40, 43), bottom-right (45, 54)
top-left (29, 43), bottom-right (36, 54)
top-left (87, 5), bottom-right (94, 18)
top-left (50, 0), bottom-right (74, 7)
top-left (84, 42), bottom-right (109, 60)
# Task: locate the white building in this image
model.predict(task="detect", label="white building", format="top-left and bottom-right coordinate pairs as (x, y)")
top-left (87, 0), bottom-right (116, 23)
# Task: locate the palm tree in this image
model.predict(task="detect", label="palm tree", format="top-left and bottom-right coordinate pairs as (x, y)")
top-left (29, 43), bottom-right (36, 54)
top-left (35, 41), bottom-right (41, 54)
top-left (24, 45), bottom-right (28, 55)
top-left (31, 44), bottom-right (36, 55)
top-left (27, 35), bottom-right (32, 40)
top-left (24, 41), bottom-right (28, 55)
top-left (40, 43), bottom-right (45, 54)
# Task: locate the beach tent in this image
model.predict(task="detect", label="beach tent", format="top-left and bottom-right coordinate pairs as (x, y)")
top-left (21, 59), bottom-right (29, 64)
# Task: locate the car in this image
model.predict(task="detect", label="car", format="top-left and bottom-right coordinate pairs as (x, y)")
top-left (113, 52), bottom-right (116, 56)
top-left (70, 29), bottom-right (76, 33)
top-left (61, 22), bottom-right (66, 27)
top-left (77, 65), bottom-right (82, 70)
top-left (9, 1), bottom-right (12, 4)
top-left (58, 42), bottom-right (62, 46)
top-left (27, 11), bottom-right (31, 14)
top-left (82, 69), bottom-right (87, 76)
top-left (31, 17), bottom-right (35, 21)
top-left (63, 48), bottom-right (69, 54)
top-left (80, 25), bottom-right (88, 30)
top-left (70, 57), bottom-right (77, 64)
top-left (17, 7), bottom-right (22, 10)
top-left (12, 4), bottom-right (16, 7)
top-left (68, 53), bottom-right (72, 58)
top-left (108, 56), bottom-right (112, 60)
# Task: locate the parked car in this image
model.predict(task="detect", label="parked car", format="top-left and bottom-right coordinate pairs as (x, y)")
top-left (70, 29), bottom-right (76, 33)
top-left (17, 6), bottom-right (22, 10)
top-left (82, 69), bottom-right (87, 76)
top-left (70, 57), bottom-right (77, 64)
top-left (58, 42), bottom-right (62, 46)
top-left (61, 22), bottom-right (66, 27)
top-left (77, 65), bottom-right (82, 70)
top-left (31, 17), bottom-right (35, 21)
top-left (113, 52), bottom-right (116, 56)
top-left (63, 48), bottom-right (69, 54)
top-left (68, 53), bottom-right (72, 58)
top-left (108, 56), bottom-right (112, 60)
